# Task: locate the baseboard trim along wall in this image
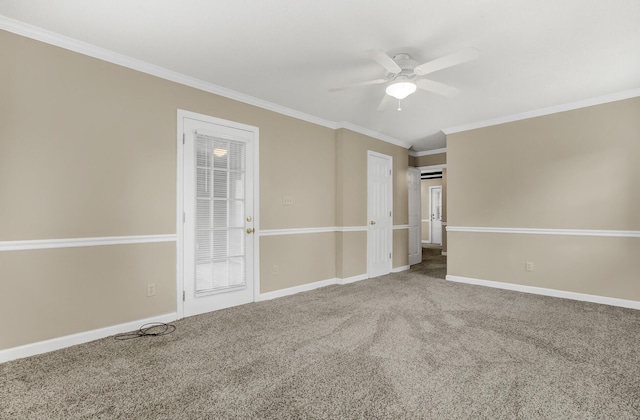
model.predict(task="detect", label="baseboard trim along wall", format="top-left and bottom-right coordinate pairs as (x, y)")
top-left (258, 268), bottom-right (412, 301)
top-left (446, 226), bottom-right (640, 238)
top-left (2, 268), bottom-right (412, 363)
top-left (0, 234), bottom-right (177, 252)
top-left (0, 312), bottom-right (178, 364)
top-left (337, 274), bottom-right (369, 285)
top-left (391, 265), bottom-right (411, 273)
top-left (446, 275), bottom-right (640, 310)
top-left (257, 278), bottom-right (339, 301)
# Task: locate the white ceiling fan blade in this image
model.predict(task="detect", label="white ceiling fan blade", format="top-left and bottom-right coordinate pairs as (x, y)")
top-left (416, 79), bottom-right (460, 97)
top-left (369, 50), bottom-right (402, 74)
top-left (329, 78), bottom-right (387, 92)
top-left (413, 47), bottom-right (479, 76)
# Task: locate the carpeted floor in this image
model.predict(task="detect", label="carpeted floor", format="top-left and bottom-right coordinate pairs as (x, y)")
top-left (1, 249), bottom-right (639, 419)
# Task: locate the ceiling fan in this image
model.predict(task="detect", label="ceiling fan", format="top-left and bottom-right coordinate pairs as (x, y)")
top-left (331, 47), bottom-right (479, 110)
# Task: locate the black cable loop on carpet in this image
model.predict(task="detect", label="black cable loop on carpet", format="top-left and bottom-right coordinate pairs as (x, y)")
top-left (114, 322), bottom-right (176, 341)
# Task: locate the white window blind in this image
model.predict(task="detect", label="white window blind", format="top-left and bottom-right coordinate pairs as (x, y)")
top-left (195, 133), bottom-right (246, 294)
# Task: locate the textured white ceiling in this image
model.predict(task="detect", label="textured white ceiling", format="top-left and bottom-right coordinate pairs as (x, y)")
top-left (1, 0), bottom-right (639, 151)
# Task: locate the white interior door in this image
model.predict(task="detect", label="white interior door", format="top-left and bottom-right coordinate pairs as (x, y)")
top-left (182, 114), bottom-right (257, 318)
top-left (367, 151), bottom-right (392, 278)
top-left (430, 186), bottom-right (442, 245)
top-left (408, 167), bottom-right (421, 265)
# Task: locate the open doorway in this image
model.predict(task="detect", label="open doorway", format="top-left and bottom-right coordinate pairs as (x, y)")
top-left (412, 164), bottom-right (448, 277)
top-left (420, 170), bottom-right (443, 250)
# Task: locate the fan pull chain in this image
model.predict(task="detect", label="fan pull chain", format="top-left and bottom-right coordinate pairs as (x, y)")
top-left (397, 99), bottom-right (403, 111)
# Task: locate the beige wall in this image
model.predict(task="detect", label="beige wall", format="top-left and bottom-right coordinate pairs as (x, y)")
top-left (448, 232), bottom-right (640, 300)
top-left (0, 243), bottom-right (175, 349)
top-left (259, 121), bottom-right (336, 230)
top-left (335, 128), bottom-right (409, 277)
top-left (393, 229), bottom-right (409, 268)
top-left (447, 96), bottom-right (640, 301)
top-left (259, 233), bottom-right (336, 293)
top-left (414, 152), bottom-right (446, 167)
top-left (336, 129), bottom-right (409, 227)
top-left (0, 31), bottom-right (410, 350)
top-left (336, 231), bottom-right (367, 280)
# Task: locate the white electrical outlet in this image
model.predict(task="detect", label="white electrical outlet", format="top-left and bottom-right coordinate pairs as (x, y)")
top-left (147, 283), bottom-right (156, 297)
top-left (525, 262), bottom-right (534, 272)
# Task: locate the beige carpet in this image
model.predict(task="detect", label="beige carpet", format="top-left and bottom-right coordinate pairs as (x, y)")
top-left (2, 252), bottom-right (639, 419)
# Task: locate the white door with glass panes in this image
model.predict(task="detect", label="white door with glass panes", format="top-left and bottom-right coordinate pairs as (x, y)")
top-left (430, 186), bottom-right (442, 245)
top-left (182, 114), bottom-right (257, 318)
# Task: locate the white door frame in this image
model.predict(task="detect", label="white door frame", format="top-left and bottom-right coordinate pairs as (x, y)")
top-left (176, 109), bottom-right (260, 319)
top-left (429, 185), bottom-right (442, 245)
top-left (367, 150), bottom-right (393, 278)
top-left (418, 164), bottom-right (446, 245)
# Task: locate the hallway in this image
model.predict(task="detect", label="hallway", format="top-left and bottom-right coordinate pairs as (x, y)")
top-left (413, 247), bottom-right (447, 279)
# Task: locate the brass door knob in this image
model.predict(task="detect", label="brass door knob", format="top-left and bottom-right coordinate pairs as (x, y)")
top-left (370, 220), bottom-right (376, 225)
top-left (246, 228), bottom-right (254, 234)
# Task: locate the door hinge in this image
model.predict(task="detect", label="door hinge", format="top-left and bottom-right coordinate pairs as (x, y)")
top-left (182, 133), bottom-right (185, 144)
top-left (389, 211), bottom-right (392, 217)
top-left (182, 290), bottom-right (186, 301)
top-left (389, 169), bottom-right (392, 175)
top-left (389, 252), bottom-right (392, 259)
top-left (183, 212), bottom-right (186, 223)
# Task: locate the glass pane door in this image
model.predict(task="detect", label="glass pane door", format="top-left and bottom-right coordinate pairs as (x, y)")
top-left (195, 134), bottom-right (246, 295)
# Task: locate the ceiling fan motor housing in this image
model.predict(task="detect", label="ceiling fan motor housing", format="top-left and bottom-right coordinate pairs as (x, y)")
top-left (388, 53), bottom-right (418, 81)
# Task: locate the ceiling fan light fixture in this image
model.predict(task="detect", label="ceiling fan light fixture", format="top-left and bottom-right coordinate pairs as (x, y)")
top-left (386, 81), bottom-right (417, 100)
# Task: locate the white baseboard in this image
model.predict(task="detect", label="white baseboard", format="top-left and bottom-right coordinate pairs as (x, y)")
top-left (337, 274), bottom-right (368, 285)
top-left (257, 278), bottom-right (338, 302)
top-left (446, 275), bottom-right (640, 310)
top-left (391, 265), bottom-right (410, 273)
top-left (0, 312), bottom-right (177, 364)
top-left (3, 269), bottom-right (410, 363)
top-left (258, 272), bottom-right (381, 300)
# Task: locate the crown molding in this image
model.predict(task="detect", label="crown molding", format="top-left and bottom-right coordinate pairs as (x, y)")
top-left (409, 147), bottom-right (447, 157)
top-left (0, 16), bottom-right (411, 150)
top-left (0, 16), bottom-right (337, 130)
top-left (337, 122), bottom-right (410, 149)
top-left (442, 88), bottom-right (640, 135)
